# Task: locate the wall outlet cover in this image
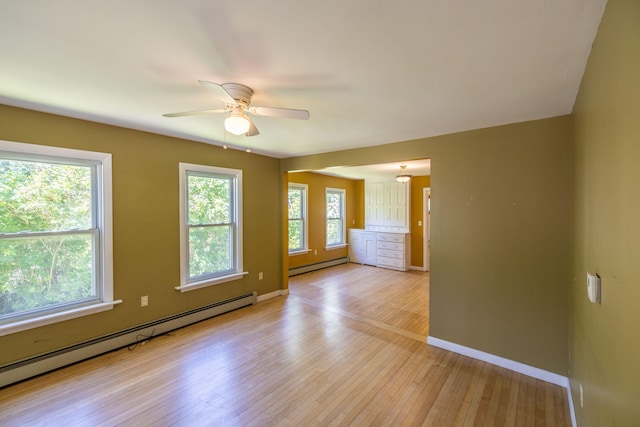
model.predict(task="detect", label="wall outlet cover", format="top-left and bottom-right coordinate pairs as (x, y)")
top-left (586, 273), bottom-right (601, 303)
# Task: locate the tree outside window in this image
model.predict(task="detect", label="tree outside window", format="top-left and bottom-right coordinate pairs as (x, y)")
top-left (0, 140), bottom-right (115, 335)
top-left (288, 183), bottom-right (307, 253)
top-left (178, 163), bottom-right (244, 291)
top-left (187, 173), bottom-right (234, 279)
top-left (326, 188), bottom-right (346, 247)
top-left (0, 160), bottom-right (95, 316)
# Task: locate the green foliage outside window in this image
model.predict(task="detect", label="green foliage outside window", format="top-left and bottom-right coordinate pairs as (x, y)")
top-left (0, 159), bottom-right (95, 317)
top-left (326, 190), bottom-right (344, 246)
top-left (288, 187), bottom-right (304, 251)
top-left (187, 174), bottom-right (234, 279)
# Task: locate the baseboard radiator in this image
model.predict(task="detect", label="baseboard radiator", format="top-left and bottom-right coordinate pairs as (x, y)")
top-left (0, 291), bottom-right (257, 388)
top-left (288, 257), bottom-right (348, 277)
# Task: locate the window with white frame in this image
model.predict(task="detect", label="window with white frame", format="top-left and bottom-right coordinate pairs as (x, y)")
top-left (288, 183), bottom-right (308, 254)
top-left (177, 163), bottom-right (245, 292)
top-left (0, 140), bottom-right (116, 336)
top-left (326, 188), bottom-right (346, 248)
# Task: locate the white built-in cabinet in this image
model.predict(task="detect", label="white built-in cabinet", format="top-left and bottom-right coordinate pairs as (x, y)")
top-left (348, 229), bottom-right (377, 266)
top-left (365, 181), bottom-right (410, 230)
top-left (349, 229), bottom-right (410, 271)
top-left (376, 232), bottom-right (410, 271)
top-left (350, 180), bottom-right (412, 271)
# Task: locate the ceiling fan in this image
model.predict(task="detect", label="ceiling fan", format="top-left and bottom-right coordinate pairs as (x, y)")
top-left (163, 81), bottom-right (310, 137)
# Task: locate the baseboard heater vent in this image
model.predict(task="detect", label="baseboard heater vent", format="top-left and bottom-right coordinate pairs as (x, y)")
top-left (288, 257), bottom-right (348, 277)
top-left (0, 291), bottom-right (257, 388)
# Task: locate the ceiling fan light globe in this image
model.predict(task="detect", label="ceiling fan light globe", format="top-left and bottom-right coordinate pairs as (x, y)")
top-left (225, 115), bottom-right (251, 135)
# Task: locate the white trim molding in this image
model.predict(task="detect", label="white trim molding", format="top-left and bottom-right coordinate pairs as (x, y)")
top-left (566, 379), bottom-right (578, 427)
top-left (174, 272), bottom-right (248, 293)
top-left (178, 163), bottom-right (244, 292)
top-left (426, 336), bottom-right (576, 426)
top-left (426, 336), bottom-right (569, 387)
top-left (0, 300), bottom-right (123, 337)
top-left (257, 289), bottom-right (289, 302)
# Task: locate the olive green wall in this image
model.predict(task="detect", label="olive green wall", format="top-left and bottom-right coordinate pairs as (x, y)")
top-left (571, 0), bottom-right (640, 424)
top-left (282, 115), bottom-right (573, 374)
top-left (0, 104), bottom-right (282, 366)
top-left (287, 171), bottom-right (363, 270)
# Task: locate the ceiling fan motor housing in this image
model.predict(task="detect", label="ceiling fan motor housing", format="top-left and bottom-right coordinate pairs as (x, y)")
top-left (222, 83), bottom-right (253, 107)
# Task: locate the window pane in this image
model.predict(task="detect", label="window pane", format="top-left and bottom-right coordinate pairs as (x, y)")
top-left (0, 234), bottom-right (94, 316)
top-left (188, 175), bottom-right (231, 225)
top-left (188, 225), bottom-right (232, 278)
top-left (288, 219), bottom-right (303, 250)
top-left (326, 189), bottom-right (344, 246)
top-left (288, 188), bottom-right (302, 218)
top-left (0, 159), bottom-right (92, 233)
top-left (327, 219), bottom-right (342, 245)
top-left (326, 192), bottom-right (341, 218)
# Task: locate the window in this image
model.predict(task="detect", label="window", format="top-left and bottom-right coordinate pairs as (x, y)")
top-left (177, 163), bottom-right (246, 292)
top-left (288, 183), bottom-right (308, 254)
top-left (0, 140), bottom-right (116, 336)
top-left (326, 188), bottom-right (346, 248)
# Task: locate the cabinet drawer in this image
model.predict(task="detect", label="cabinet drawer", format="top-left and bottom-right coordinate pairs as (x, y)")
top-left (377, 241), bottom-right (403, 251)
top-left (377, 256), bottom-right (404, 268)
top-left (376, 233), bottom-right (404, 243)
top-left (377, 249), bottom-right (404, 259)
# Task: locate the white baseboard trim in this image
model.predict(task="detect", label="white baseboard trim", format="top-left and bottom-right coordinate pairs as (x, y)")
top-left (1, 292), bottom-right (257, 388)
top-left (288, 257), bottom-right (348, 277)
top-left (426, 337), bottom-right (578, 426)
top-left (409, 265), bottom-right (428, 272)
top-left (566, 379), bottom-right (578, 427)
top-left (426, 336), bottom-right (569, 388)
top-left (257, 289), bottom-right (289, 302)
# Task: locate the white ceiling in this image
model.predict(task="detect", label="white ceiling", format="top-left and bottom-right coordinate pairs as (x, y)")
top-left (311, 159), bottom-right (431, 182)
top-left (0, 0), bottom-right (606, 159)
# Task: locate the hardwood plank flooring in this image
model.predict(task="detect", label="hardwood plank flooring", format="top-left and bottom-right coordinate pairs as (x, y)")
top-left (0, 263), bottom-right (570, 426)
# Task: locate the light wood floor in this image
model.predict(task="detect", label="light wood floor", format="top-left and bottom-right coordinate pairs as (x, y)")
top-left (0, 263), bottom-right (571, 426)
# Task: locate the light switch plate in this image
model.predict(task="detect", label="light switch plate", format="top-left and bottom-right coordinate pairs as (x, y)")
top-left (586, 273), bottom-right (600, 303)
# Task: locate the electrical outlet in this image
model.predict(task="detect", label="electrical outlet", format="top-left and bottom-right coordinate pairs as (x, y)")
top-left (259, 272), bottom-right (263, 280)
top-left (314, 249), bottom-right (317, 255)
top-left (140, 295), bottom-right (148, 307)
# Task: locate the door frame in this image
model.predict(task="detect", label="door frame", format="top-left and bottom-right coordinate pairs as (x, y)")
top-left (423, 187), bottom-right (430, 272)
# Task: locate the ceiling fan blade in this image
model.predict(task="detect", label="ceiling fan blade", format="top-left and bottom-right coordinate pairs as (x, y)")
top-left (248, 106), bottom-right (310, 120)
top-left (198, 80), bottom-right (237, 105)
top-left (246, 116), bottom-right (260, 136)
top-left (163, 108), bottom-right (226, 118)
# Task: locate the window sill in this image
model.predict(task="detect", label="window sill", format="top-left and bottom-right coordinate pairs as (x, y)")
top-left (325, 244), bottom-right (348, 250)
top-left (175, 271), bottom-right (249, 293)
top-left (288, 249), bottom-right (311, 256)
top-left (0, 300), bottom-right (123, 337)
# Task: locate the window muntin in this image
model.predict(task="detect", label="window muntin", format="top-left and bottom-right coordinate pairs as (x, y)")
top-left (0, 140), bottom-right (115, 335)
top-left (326, 188), bottom-right (346, 247)
top-left (178, 163), bottom-right (244, 291)
top-left (288, 183), bottom-right (308, 253)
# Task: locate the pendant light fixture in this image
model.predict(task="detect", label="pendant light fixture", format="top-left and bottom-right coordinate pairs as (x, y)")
top-left (396, 165), bottom-right (412, 183)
